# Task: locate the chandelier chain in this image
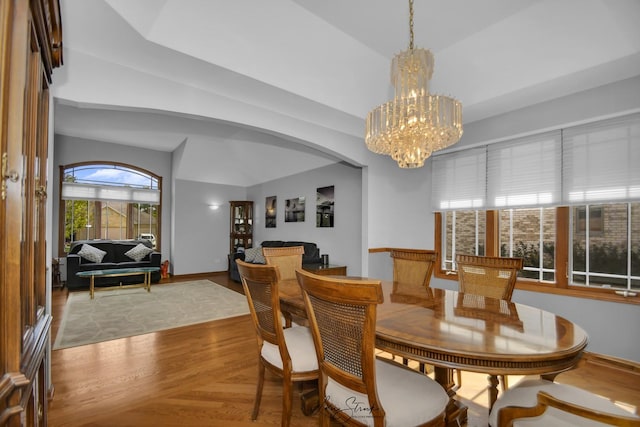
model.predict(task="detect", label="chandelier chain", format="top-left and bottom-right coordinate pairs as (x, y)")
top-left (409, 0), bottom-right (414, 50)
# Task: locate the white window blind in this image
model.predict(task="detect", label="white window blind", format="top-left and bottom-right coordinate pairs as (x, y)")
top-left (62, 182), bottom-right (161, 204)
top-left (487, 131), bottom-right (562, 209)
top-left (563, 113), bottom-right (640, 204)
top-left (431, 147), bottom-right (486, 210)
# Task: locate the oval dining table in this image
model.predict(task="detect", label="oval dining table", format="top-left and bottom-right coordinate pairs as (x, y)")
top-left (278, 277), bottom-right (589, 426)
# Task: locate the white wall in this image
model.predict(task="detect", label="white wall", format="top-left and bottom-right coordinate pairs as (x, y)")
top-left (456, 75), bottom-right (640, 149)
top-left (247, 162), bottom-right (363, 276)
top-left (170, 161), bottom-right (363, 276)
top-left (365, 151), bottom-right (435, 249)
top-left (172, 179), bottom-right (245, 275)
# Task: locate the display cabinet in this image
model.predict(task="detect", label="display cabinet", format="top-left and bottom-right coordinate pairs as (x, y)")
top-left (1, 0), bottom-right (63, 425)
top-left (229, 201), bottom-right (253, 254)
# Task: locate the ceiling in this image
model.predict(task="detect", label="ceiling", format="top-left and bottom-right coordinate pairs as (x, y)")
top-left (53, 0), bottom-right (640, 185)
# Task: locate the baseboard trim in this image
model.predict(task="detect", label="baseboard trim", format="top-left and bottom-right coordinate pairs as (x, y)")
top-left (160, 271), bottom-right (223, 282)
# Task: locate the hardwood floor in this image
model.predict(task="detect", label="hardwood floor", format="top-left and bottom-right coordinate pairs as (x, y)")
top-left (48, 273), bottom-right (640, 426)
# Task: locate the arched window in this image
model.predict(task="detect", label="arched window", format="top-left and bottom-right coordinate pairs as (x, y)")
top-left (59, 162), bottom-right (162, 254)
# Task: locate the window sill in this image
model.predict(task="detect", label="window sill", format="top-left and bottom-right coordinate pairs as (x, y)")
top-left (435, 270), bottom-right (640, 306)
top-left (516, 280), bottom-right (640, 305)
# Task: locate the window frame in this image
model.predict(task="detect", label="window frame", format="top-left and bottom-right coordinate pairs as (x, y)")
top-left (58, 161), bottom-right (162, 257)
top-left (434, 207), bottom-right (640, 305)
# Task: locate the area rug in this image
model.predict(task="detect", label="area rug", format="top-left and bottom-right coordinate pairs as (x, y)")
top-left (53, 280), bottom-right (249, 350)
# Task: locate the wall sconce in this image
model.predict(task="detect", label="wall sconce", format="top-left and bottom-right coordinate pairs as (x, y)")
top-left (209, 204), bottom-right (220, 210)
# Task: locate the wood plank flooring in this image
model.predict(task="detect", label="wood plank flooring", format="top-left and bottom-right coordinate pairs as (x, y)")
top-left (48, 273), bottom-right (640, 426)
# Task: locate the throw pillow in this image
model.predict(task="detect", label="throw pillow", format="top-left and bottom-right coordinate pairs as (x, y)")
top-left (125, 243), bottom-right (154, 262)
top-left (253, 248), bottom-right (266, 264)
top-left (243, 246), bottom-right (259, 263)
top-left (78, 244), bottom-right (107, 263)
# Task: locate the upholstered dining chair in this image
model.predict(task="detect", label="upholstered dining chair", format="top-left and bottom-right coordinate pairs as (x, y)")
top-left (236, 260), bottom-right (318, 427)
top-left (455, 254), bottom-right (524, 393)
top-left (489, 379), bottom-right (640, 426)
top-left (390, 248), bottom-right (437, 372)
top-left (295, 268), bottom-right (449, 427)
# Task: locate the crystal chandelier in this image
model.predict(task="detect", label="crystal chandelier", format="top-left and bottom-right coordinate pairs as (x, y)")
top-left (365, 0), bottom-right (463, 168)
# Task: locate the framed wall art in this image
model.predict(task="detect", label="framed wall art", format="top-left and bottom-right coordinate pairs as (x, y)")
top-left (316, 185), bottom-right (334, 227)
top-left (285, 197), bottom-right (305, 222)
top-left (265, 196), bottom-right (277, 228)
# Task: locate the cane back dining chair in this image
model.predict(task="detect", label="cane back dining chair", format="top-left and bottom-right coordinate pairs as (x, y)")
top-left (295, 268), bottom-right (449, 427)
top-left (391, 248), bottom-right (437, 290)
top-left (390, 248), bottom-right (437, 372)
top-left (489, 379), bottom-right (640, 427)
top-left (262, 245), bottom-right (305, 281)
top-left (455, 254), bottom-right (524, 301)
top-left (455, 254), bottom-right (524, 393)
top-left (262, 245), bottom-right (305, 327)
top-left (236, 260), bottom-right (318, 427)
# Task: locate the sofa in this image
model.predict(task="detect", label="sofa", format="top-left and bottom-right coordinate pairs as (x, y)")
top-left (229, 240), bottom-right (322, 282)
top-left (66, 239), bottom-right (162, 290)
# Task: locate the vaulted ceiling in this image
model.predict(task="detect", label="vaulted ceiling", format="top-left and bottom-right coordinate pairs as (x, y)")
top-left (53, 0), bottom-right (640, 185)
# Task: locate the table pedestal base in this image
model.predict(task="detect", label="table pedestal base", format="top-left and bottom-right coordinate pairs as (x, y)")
top-left (434, 366), bottom-right (469, 427)
top-left (445, 399), bottom-right (468, 427)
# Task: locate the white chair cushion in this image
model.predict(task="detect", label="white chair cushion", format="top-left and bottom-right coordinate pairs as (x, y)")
top-left (325, 358), bottom-right (449, 427)
top-left (489, 378), bottom-right (639, 427)
top-left (261, 326), bottom-right (317, 373)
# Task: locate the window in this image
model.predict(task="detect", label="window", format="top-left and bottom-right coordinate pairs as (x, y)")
top-left (59, 162), bottom-right (162, 254)
top-left (440, 208), bottom-right (555, 282)
top-left (575, 206), bottom-right (603, 234)
top-left (571, 203), bottom-right (640, 290)
top-left (442, 210), bottom-right (485, 271)
top-left (499, 208), bottom-right (556, 282)
top-left (433, 113), bottom-right (640, 300)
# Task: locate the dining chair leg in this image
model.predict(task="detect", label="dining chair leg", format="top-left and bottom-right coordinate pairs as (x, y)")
top-left (402, 356), bottom-right (427, 374)
top-left (283, 312), bottom-right (292, 328)
top-left (320, 406), bottom-right (330, 427)
top-left (252, 363), bottom-right (265, 420)
top-left (282, 374), bottom-right (293, 427)
top-left (500, 374), bottom-right (508, 391)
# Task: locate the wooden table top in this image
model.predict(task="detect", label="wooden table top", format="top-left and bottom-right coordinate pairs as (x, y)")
top-left (279, 278), bottom-right (589, 376)
top-left (377, 281), bottom-right (588, 376)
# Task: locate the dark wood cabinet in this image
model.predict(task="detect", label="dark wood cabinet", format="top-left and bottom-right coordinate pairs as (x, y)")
top-left (0, 0), bottom-right (62, 425)
top-left (229, 201), bottom-right (253, 254)
top-left (302, 264), bottom-right (347, 276)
